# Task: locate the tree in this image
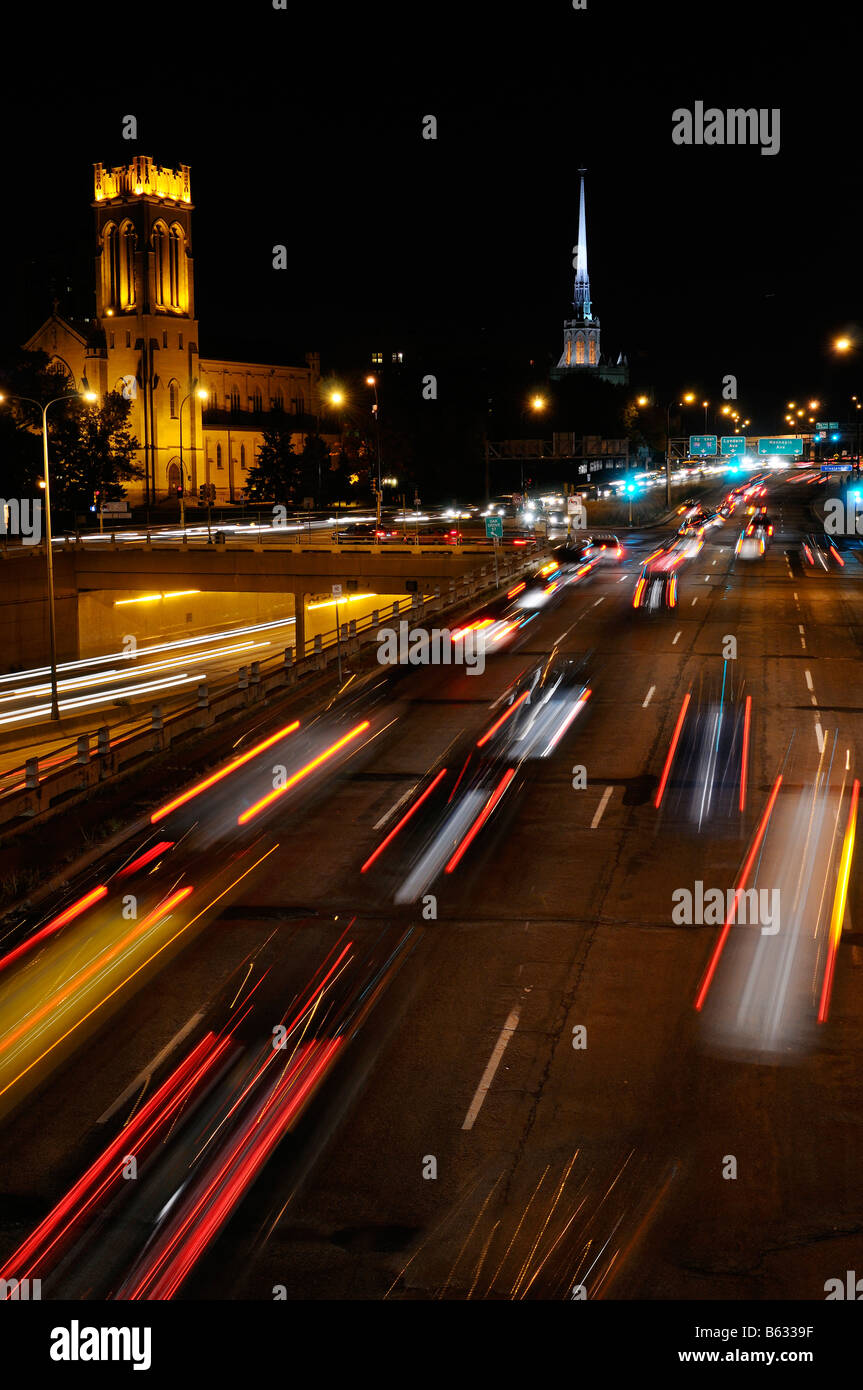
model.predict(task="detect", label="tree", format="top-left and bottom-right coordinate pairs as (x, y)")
top-left (298, 434), bottom-right (331, 503)
top-left (243, 424), bottom-right (299, 503)
top-left (0, 353), bottom-right (142, 512)
top-left (49, 392), bottom-right (142, 511)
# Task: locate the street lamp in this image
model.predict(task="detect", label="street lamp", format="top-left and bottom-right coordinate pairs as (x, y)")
top-left (178, 382), bottom-right (208, 530)
top-left (635, 394), bottom-right (695, 506)
top-left (0, 384), bottom-right (97, 720)
top-left (326, 388), bottom-right (346, 510)
top-left (366, 375), bottom-right (383, 530)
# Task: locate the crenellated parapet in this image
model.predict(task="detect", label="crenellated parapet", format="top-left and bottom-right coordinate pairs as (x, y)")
top-left (94, 157), bottom-right (191, 206)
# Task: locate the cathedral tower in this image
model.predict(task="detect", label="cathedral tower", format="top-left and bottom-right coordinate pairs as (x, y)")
top-left (91, 156), bottom-right (202, 502)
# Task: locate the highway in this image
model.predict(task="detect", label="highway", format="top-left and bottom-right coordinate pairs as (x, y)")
top-left (0, 473), bottom-right (860, 1301)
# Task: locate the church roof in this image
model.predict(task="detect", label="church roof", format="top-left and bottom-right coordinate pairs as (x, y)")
top-left (23, 311), bottom-right (89, 352)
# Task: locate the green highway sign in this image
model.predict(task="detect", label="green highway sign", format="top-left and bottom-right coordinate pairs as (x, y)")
top-left (485, 515), bottom-right (503, 539)
top-left (720, 436), bottom-right (746, 455)
top-left (689, 434), bottom-right (717, 456)
top-left (757, 437), bottom-right (803, 456)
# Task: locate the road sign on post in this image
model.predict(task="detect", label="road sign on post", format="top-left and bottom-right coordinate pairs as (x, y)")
top-left (757, 437), bottom-right (803, 456)
top-left (689, 435), bottom-right (718, 456)
top-left (485, 516), bottom-right (503, 539)
top-left (720, 436), bottom-right (746, 456)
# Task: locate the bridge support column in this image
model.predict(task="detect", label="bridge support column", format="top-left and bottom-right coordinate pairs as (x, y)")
top-left (292, 590), bottom-right (306, 659)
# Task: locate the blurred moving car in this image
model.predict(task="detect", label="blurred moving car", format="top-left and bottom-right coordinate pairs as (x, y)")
top-left (338, 521), bottom-right (397, 541)
top-left (735, 524), bottom-right (766, 559)
top-left (633, 566), bottom-right (678, 610)
top-left (360, 652), bottom-right (593, 905)
top-left (803, 533), bottom-right (846, 569)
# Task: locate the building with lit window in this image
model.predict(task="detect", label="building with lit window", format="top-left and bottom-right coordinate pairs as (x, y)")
top-left (24, 156), bottom-right (322, 505)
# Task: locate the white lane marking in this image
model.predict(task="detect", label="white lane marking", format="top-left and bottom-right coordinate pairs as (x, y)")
top-left (712, 559), bottom-right (716, 565)
top-left (691, 597), bottom-right (698, 606)
top-left (811, 695), bottom-right (818, 706)
top-left (672, 631), bottom-right (682, 645)
top-left (704, 576), bottom-right (710, 582)
top-left (618, 574), bottom-right (629, 582)
top-left (591, 785), bottom-right (614, 828)
top-left (98, 1011), bottom-right (205, 1125)
top-left (805, 669), bottom-right (814, 691)
top-left (592, 597), bottom-right (605, 607)
top-left (555, 608), bottom-right (591, 646)
top-left (462, 1009), bottom-right (520, 1131)
top-left (798, 624), bottom-right (805, 634)
top-left (815, 723), bottom-right (824, 753)
top-left (847, 748), bottom-right (852, 770)
top-left (800, 637), bottom-right (807, 649)
top-left (793, 591), bottom-right (799, 600)
top-left (642, 685), bottom-right (655, 708)
top-left (374, 783), bottom-right (417, 830)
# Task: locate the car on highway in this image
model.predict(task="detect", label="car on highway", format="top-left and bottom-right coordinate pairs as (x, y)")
top-left (337, 521), bottom-right (397, 542)
top-left (359, 652), bottom-right (593, 904)
top-left (633, 565), bottom-right (678, 610)
top-left (554, 533), bottom-right (622, 567)
top-left (735, 524), bottom-right (766, 559)
top-left (406, 525), bottom-right (463, 544)
top-left (802, 533), bottom-right (846, 569)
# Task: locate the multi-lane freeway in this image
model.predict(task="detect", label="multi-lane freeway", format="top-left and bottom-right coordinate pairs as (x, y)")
top-left (0, 473), bottom-right (861, 1302)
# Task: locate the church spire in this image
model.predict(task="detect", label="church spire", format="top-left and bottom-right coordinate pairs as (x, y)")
top-left (573, 167), bottom-right (591, 320)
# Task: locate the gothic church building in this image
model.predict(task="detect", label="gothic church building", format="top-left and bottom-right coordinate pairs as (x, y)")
top-left (25, 156), bottom-right (321, 505)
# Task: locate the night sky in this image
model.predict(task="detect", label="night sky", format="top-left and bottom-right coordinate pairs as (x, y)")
top-left (3, 0), bottom-right (860, 432)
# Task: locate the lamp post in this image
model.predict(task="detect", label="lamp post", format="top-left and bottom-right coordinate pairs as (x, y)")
top-left (523, 394), bottom-right (547, 505)
top-left (0, 385), bottom-right (97, 721)
top-left (366, 375), bottom-right (383, 531)
top-left (328, 388), bottom-right (346, 513)
top-left (178, 381), bottom-right (208, 530)
top-left (635, 392), bottom-right (695, 507)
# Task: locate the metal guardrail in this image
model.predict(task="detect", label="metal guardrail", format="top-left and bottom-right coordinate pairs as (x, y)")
top-left (0, 546), bottom-right (546, 835)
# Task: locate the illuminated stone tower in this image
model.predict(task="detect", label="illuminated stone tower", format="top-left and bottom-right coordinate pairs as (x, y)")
top-left (552, 169), bottom-right (628, 386)
top-left (90, 156), bottom-right (202, 503)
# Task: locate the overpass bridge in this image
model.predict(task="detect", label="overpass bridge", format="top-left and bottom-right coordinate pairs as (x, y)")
top-left (0, 535), bottom-right (546, 669)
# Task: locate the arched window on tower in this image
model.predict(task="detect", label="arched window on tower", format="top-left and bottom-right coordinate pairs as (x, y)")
top-left (216, 443), bottom-right (224, 470)
top-left (230, 387), bottom-right (240, 413)
top-left (153, 222), bottom-right (169, 309)
top-left (120, 221), bottom-right (136, 309)
top-left (103, 223), bottom-right (120, 310)
top-left (168, 225), bottom-right (183, 310)
top-left (241, 444), bottom-right (247, 469)
top-left (588, 339), bottom-right (597, 365)
top-left (575, 335), bottom-right (585, 364)
top-left (169, 381), bottom-right (179, 418)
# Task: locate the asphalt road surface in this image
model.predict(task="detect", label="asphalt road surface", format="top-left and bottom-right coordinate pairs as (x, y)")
top-left (0, 476), bottom-right (860, 1302)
